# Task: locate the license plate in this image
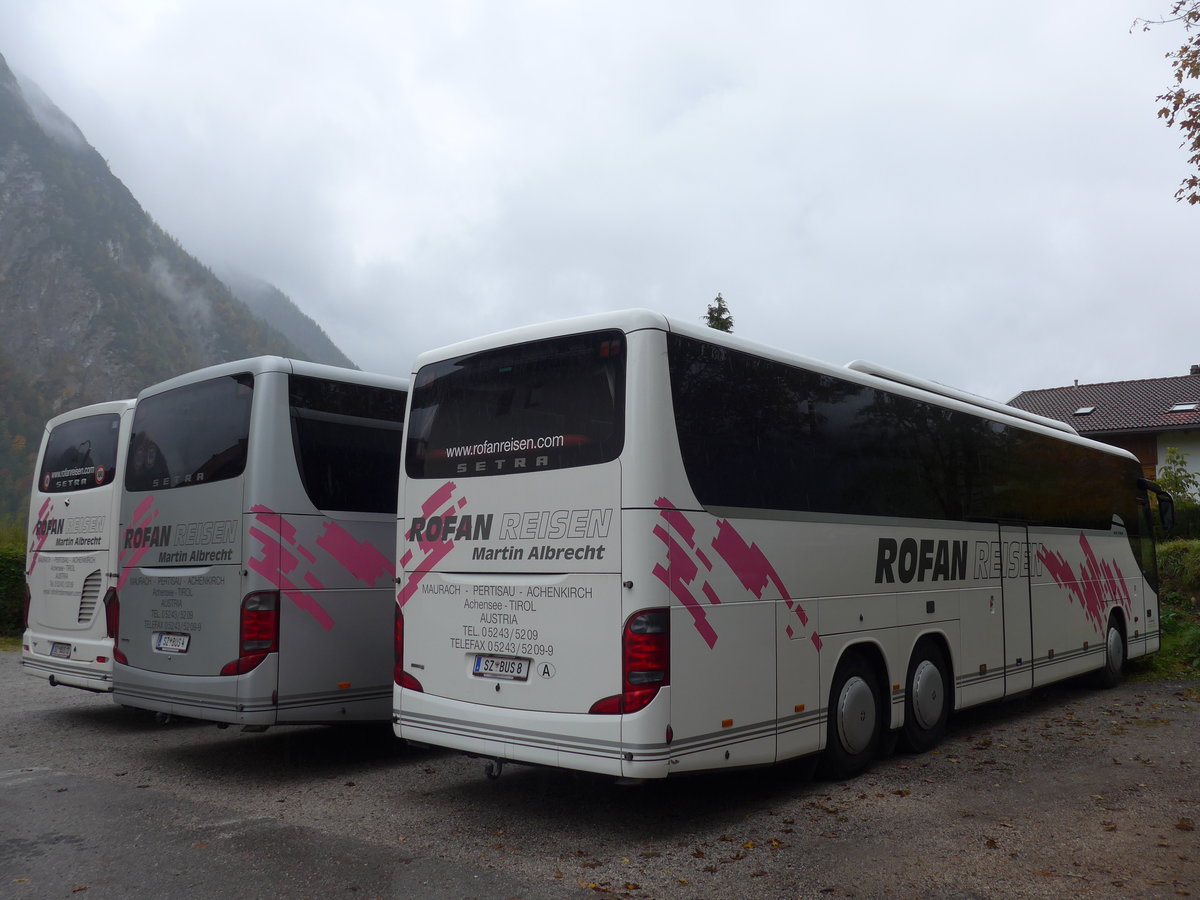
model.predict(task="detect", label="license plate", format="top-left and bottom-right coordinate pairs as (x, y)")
top-left (155, 632), bottom-right (190, 653)
top-left (50, 642), bottom-right (71, 659)
top-left (472, 654), bottom-right (530, 681)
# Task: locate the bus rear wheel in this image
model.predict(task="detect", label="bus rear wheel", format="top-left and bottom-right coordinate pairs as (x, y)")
top-left (820, 652), bottom-right (881, 780)
top-left (1093, 618), bottom-right (1126, 689)
top-left (900, 639), bottom-right (949, 754)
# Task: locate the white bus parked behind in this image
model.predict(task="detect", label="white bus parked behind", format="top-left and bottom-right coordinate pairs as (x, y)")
top-left (112, 357), bottom-right (408, 728)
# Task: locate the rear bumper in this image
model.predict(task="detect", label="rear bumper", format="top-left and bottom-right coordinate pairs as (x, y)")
top-left (22, 629), bottom-right (114, 692)
top-left (394, 687), bottom-right (671, 779)
top-left (112, 658), bottom-right (278, 725)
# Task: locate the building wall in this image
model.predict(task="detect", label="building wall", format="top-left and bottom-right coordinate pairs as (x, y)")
top-left (1156, 429), bottom-right (1200, 479)
top-left (1091, 430), bottom-right (1200, 481)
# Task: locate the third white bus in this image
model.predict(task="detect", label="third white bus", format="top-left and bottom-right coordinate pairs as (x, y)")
top-left (23, 399), bottom-right (135, 692)
top-left (393, 310), bottom-right (1170, 780)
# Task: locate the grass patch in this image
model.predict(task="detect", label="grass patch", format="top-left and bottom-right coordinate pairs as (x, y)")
top-left (1128, 540), bottom-right (1200, 681)
top-left (0, 635), bottom-right (21, 652)
top-left (1128, 592), bottom-right (1200, 681)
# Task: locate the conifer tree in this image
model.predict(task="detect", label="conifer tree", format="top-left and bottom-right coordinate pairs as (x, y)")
top-left (703, 293), bottom-right (734, 332)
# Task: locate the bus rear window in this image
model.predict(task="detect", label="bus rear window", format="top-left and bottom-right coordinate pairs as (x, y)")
top-left (39, 413), bottom-right (122, 493)
top-left (289, 374), bottom-right (407, 513)
top-left (126, 375), bottom-right (253, 492)
top-left (406, 330), bottom-right (626, 479)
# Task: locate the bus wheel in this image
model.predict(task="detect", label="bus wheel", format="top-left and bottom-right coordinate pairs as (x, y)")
top-left (900, 640), bottom-right (949, 754)
top-left (1093, 618), bottom-right (1126, 689)
top-left (820, 652), bottom-right (881, 780)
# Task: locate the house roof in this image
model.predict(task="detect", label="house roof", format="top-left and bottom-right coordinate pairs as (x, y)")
top-left (1008, 368), bottom-right (1200, 435)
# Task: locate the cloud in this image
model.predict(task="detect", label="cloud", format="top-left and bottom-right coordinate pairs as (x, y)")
top-left (0, 0), bottom-right (1195, 400)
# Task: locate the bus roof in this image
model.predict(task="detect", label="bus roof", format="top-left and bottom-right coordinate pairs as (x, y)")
top-left (43, 398), bottom-right (136, 431)
top-left (136, 356), bottom-right (409, 401)
top-left (411, 308), bottom-right (1137, 464)
top-left (844, 359), bottom-right (1079, 437)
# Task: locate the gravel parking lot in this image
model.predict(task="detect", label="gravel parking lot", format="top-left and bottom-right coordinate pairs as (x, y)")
top-left (1, 648), bottom-right (1197, 899)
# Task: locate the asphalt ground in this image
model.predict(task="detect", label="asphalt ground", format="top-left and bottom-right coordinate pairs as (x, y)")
top-left (1, 649), bottom-right (1197, 899)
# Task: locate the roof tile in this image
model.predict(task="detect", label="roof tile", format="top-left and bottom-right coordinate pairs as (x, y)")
top-left (1008, 373), bottom-right (1200, 434)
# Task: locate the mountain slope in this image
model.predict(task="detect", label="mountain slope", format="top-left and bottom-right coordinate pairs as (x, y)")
top-left (222, 269), bottom-right (357, 370)
top-left (0, 52), bottom-right (351, 519)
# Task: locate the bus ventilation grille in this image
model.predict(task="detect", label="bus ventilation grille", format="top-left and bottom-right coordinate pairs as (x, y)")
top-left (78, 570), bottom-right (103, 624)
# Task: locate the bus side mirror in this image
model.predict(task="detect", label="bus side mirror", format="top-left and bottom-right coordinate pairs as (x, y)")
top-left (1158, 491), bottom-right (1176, 533)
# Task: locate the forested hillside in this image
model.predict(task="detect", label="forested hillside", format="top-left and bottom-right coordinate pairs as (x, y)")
top-left (0, 51), bottom-right (356, 521)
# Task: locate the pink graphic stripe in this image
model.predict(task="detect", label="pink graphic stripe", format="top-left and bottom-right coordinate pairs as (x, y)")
top-left (653, 497), bottom-right (697, 547)
top-left (316, 521), bottom-right (395, 586)
top-left (711, 520), bottom-right (788, 600)
top-left (117, 496), bottom-right (159, 590)
top-left (252, 505), bottom-right (297, 542)
top-left (653, 496), bottom-right (819, 653)
top-left (248, 525), bottom-right (335, 631)
top-left (26, 497), bottom-right (55, 575)
top-left (652, 524), bottom-right (718, 649)
top-left (1037, 533), bottom-right (1133, 633)
top-left (398, 481), bottom-right (461, 608)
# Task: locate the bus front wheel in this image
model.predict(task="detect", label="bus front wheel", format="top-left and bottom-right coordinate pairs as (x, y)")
top-left (900, 639), bottom-right (949, 754)
top-left (820, 652), bottom-right (881, 780)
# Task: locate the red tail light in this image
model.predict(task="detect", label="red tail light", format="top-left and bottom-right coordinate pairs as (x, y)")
top-left (104, 588), bottom-right (127, 665)
top-left (220, 591), bottom-right (279, 676)
top-left (589, 608), bottom-right (670, 714)
top-left (23, 582), bottom-right (31, 630)
top-left (394, 603), bottom-right (423, 691)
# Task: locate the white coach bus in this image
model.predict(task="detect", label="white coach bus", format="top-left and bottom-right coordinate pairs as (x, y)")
top-left (393, 310), bottom-right (1172, 780)
top-left (112, 357), bottom-right (408, 728)
top-left (23, 399), bottom-right (136, 691)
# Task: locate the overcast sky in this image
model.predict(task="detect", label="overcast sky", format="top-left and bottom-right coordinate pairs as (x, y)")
top-left (1, 1), bottom-right (1196, 402)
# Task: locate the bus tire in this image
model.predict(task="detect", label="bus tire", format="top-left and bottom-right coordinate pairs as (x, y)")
top-left (900, 639), bottom-right (949, 754)
top-left (820, 652), bottom-right (881, 780)
top-left (1093, 618), bottom-right (1126, 689)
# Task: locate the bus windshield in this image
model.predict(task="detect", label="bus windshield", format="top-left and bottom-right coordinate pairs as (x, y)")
top-left (126, 374), bottom-right (254, 492)
top-left (40, 412), bottom-right (122, 493)
top-left (405, 329), bottom-right (626, 479)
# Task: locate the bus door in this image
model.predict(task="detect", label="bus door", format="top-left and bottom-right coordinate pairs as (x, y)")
top-left (999, 524), bottom-right (1033, 696)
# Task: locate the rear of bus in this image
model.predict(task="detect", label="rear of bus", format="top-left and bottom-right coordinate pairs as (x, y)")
top-left (23, 400), bottom-right (134, 692)
top-left (395, 311), bottom-right (676, 778)
top-left (112, 357), bottom-right (408, 727)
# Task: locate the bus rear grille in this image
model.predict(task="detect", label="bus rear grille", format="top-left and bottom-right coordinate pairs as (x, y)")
top-left (78, 570), bottom-right (102, 624)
